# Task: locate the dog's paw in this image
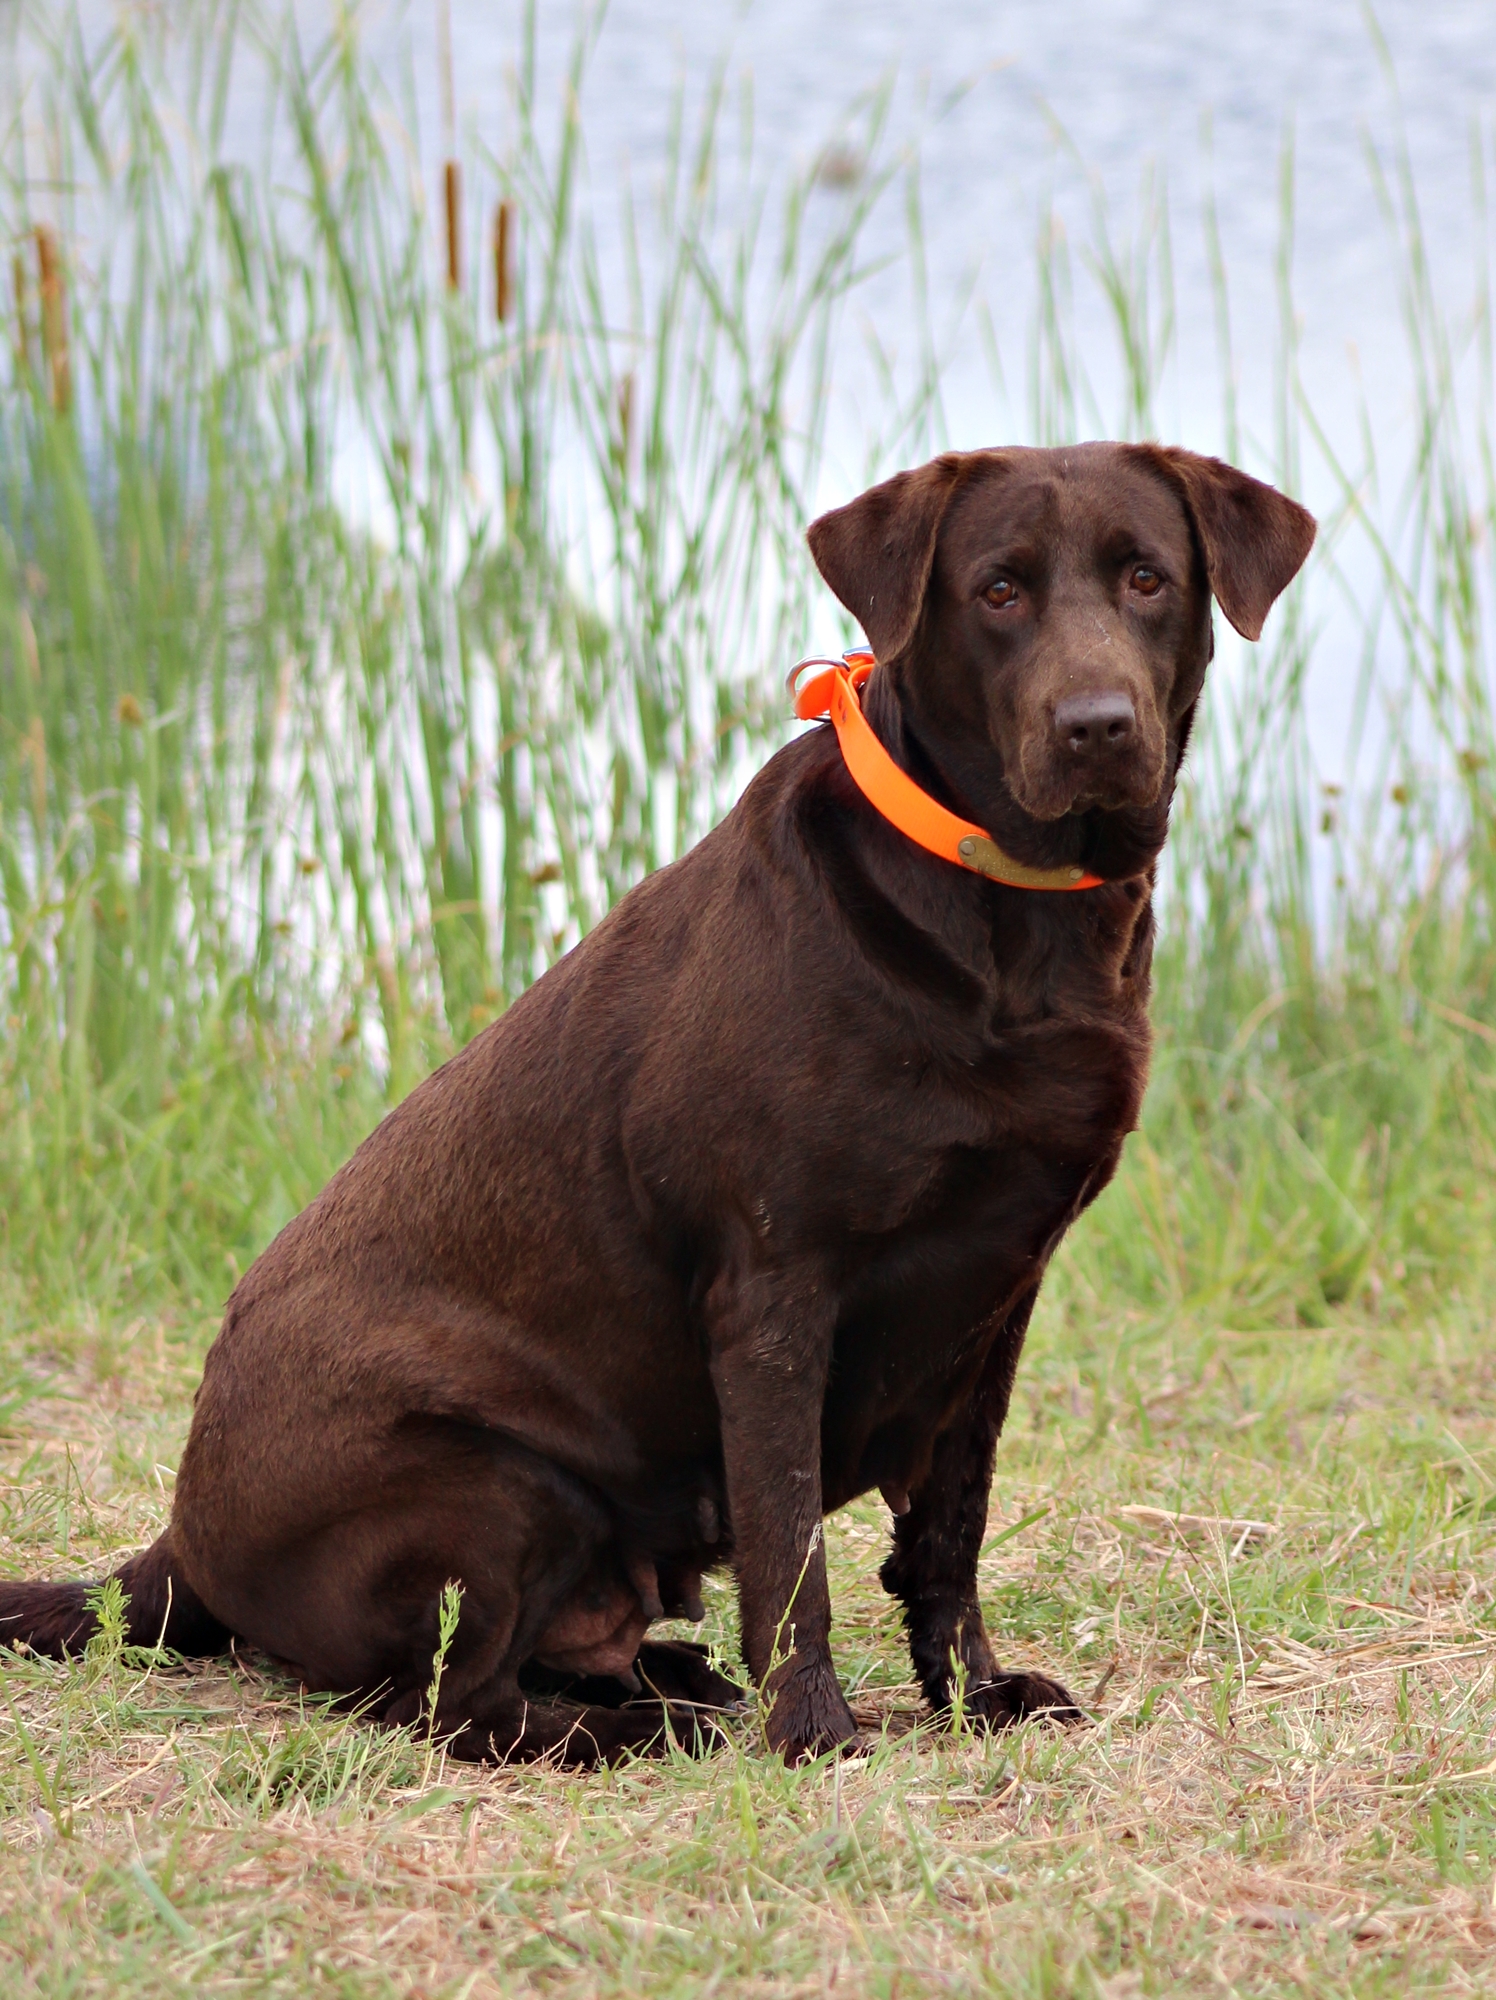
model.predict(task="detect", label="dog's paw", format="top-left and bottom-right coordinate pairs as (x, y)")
top-left (766, 1706), bottom-right (865, 1763)
top-left (962, 1669), bottom-right (1084, 1728)
top-left (441, 1692), bottom-right (732, 1765)
top-left (633, 1638), bottom-right (746, 1711)
top-left (764, 1649), bottom-right (862, 1763)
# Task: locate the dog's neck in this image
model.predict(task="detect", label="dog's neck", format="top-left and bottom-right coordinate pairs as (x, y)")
top-left (801, 703), bottom-right (1167, 1033)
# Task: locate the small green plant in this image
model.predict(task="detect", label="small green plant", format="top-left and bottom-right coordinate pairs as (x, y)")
top-left (420, 1578), bottom-right (465, 1784)
top-left (1210, 1669), bottom-right (1234, 1738)
top-left (82, 1577), bottom-right (129, 1678)
top-left (425, 1579), bottom-right (464, 1723)
top-left (946, 1639), bottom-right (970, 1745)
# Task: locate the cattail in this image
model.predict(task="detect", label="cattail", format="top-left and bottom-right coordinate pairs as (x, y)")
top-left (12, 251), bottom-right (29, 372)
top-left (35, 226), bottom-right (69, 413)
top-left (443, 160), bottom-right (461, 291)
top-left (494, 199), bottom-right (513, 322)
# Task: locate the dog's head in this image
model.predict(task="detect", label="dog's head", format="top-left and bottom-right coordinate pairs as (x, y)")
top-left (807, 443), bottom-right (1315, 869)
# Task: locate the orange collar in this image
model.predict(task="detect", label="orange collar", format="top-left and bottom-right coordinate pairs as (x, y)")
top-left (790, 650), bottom-right (1103, 892)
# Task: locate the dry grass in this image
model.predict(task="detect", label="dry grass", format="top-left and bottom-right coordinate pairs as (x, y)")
top-left (4, 1293), bottom-right (1496, 1997)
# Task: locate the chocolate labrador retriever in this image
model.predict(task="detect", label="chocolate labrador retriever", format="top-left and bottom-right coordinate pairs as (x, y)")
top-left (0, 443), bottom-right (1314, 1763)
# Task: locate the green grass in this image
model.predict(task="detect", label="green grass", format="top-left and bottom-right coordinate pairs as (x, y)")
top-left (2, 3), bottom-right (1496, 1992)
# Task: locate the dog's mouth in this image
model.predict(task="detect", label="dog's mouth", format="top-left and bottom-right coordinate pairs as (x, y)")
top-left (1065, 783), bottom-right (1149, 816)
top-left (1011, 766), bottom-right (1165, 824)
top-left (1011, 726), bottom-right (1168, 824)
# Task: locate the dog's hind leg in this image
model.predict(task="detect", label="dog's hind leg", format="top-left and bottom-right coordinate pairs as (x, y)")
top-left (879, 1289), bottom-right (1081, 1727)
top-left (194, 1423), bottom-right (732, 1765)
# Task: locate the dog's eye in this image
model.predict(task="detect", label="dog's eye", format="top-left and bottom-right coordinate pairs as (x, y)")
top-left (983, 578), bottom-right (1019, 609)
top-left (1130, 566), bottom-right (1163, 597)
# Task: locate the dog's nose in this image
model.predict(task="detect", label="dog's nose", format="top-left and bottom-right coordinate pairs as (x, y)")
top-left (1053, 692), bottom-right (1136, 759)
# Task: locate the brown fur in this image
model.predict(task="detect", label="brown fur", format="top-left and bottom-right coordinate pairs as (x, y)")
top-left (0, 442), bottom-right (1314, 1764)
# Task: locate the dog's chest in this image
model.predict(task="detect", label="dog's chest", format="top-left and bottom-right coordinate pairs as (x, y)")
top-left (834, 977), bottom-right (1150, 1239)
top-left (812, 984), bottom-right (1148, 1471)
top-left (845, 1037), bottom-right (1134, 1307)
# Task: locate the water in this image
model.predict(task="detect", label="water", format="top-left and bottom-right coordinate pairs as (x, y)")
top-left (393, 1), bottom-right (1496, 457)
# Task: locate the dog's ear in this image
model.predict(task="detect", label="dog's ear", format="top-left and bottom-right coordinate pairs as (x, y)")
top-left (807, 454), bottom-right (967, 660)
top-left (1146, 447), bottom-right (1316, 641)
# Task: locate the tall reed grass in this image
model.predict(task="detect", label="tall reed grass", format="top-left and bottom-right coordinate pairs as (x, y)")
top-left (0, 1), bottom-right (1492, 1343)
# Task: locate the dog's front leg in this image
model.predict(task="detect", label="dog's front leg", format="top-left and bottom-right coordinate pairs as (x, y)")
top-left (709, 1278), bottom-right (859, 1762)
top-left (880, 1287), bottom-right (1081, 1727)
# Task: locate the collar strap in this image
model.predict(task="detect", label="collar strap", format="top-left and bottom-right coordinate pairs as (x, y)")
top-left (790, 650), bottom-right (1103, 892)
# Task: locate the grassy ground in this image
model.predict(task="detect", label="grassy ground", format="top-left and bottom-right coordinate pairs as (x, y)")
top-left (5, 1278), bottom-right (1496, 1998)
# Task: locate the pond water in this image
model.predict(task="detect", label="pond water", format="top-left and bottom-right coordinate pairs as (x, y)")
top-left (50, 1), bottom-right (1496, 461)
top-left (382, 1), bottom-right (1496, 458)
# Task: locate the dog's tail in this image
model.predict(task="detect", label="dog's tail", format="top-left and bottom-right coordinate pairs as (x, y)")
top-left (0, 1531), bottom-right (229, 1660)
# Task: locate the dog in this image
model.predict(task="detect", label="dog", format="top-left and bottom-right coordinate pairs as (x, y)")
top-left (0, 442), bottom-right (1314, 1764)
